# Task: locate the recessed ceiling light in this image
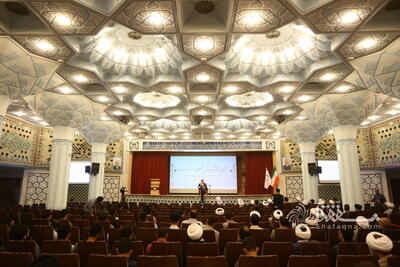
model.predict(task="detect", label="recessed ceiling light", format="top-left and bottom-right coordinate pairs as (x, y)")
top-left (96, 96), bottom-right (109, 102)
top-left (214, 136), bottom-right (222, 140)
top-left (360, 121), bottom-right (370, 126)
top-left (168, 86), bottom-right (184, 94)
top-left (216, 116), bottom-right (229, 121)
top-left (113, 86), bottom-right (127, 94)
top-left (260, 128), bottom-right (273, 133)
top-left (35, 40), bottom-right (54, 52)
top-left (336, 85), bottom-right (352, 93)
top-left (297, 95), bottom-right (313, 102)
top-left (112, 110), bottom-right (124, 116)
top-left (196, 95), bottom-right (209, 103)
top-left (137, 116), bottom-right (149, 121)
top-left (386, 110), bottom-right (400, 116)
top-left (269, 121), bottom-right (278, 125)
top-left (182, 132), bottom-right (192, 136)
top-left (169, 135), bottom-right (177, 139)
top-left (182, 136), bottom-right (191, 140)
top-left (280, 86), bottom-right (296, 93)
top-left (282, 109), bottom-right (294, 115)
top-left (358, 38), bottom-right (377, 49)
top-left (14, 111), bottom-right (26, 116)
top-left (224, 86), bottom-right (238, 93)
top-left (54, 14), bottom-right (72, 26)
top-left (368, 115), bottom-right (380, 121)
top-left (176, 116), bottom-right (188, 121)
top-left (296, 115), bottom-right (306, 120)
top-left (394, 104), bottom-right (400, 109)
top-left (228, 134), bottom-right (235, 139)
top-left (73, 74), bottom-right (88, 83)
top-left (320, 72), bottom-right (336, 81)
top-left (194, 37), bottom-right (214, 52)
top-left (197, 110), bottom-right (208, 116)
top-left (243, 11), bottom-right (264, 25)
top-left (100, 116), bottom-right (111, 121)
top-left (58, 86), bottom-right (73, 94)
top-left (40, 121), bottom-right (49, 126)
top-left (31, 116), bottom-right (41, 121)
top-left (127, 121), bottom-right (135, 126)
top-left (195, 72), bottom-right (211, 83)
top-left (148, 12), bottom-right (165, 25)
top-left (256, 115), bottom-right (268, 121)
top-left (340, 11), bottom-right (359, 24)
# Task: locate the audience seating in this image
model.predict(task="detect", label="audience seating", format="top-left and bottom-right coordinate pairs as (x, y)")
top-left (0, 252), bottom-right (33, 267)
top-left (111, 240), bottom-right (144, 260)
top-left (71, 219), bottom-right (90, 229)
top-left (384, 229), bottom-right (400, 241)
top-left (338, 242), bottom-right (369, 255)
top-left (288, 255), bottom-right (330, 267)
top-left (6, 240), bottom-right (38, 258)
top-left (76, 241), bottom-right (107, 267)
top-left (238, 255), bottom-right (279, 267)
top-left (356, 228), bottom-right (372, 242)
top-left (0, 224), bottom-right (8, 244)
top-left (137, 222), bottom-right (155, 228)
top-left (71, 226), bottom-right (80, 244)
top-left (187, 242), bottom-right (219, 256)
top-left (33, 218), bottom-right (49, 225)
top-left (30, 225), bottom-right (55, 247)
top-left (120, 220), bottom-right (135, 230)
top-left (203, 230), bottom-right (216, 242)
top-left (387, 255), bottom-right (400, 266)
top-left (136, 228), bottom-right (157, 248)
top-left (20, 213), bottom-right (34, 226)
top-left (41, 253), bottom-right (80, 267)
top-left (187, 256), bottom-right (228, 267)
top-left (336, 255), bottom-right (378, 267)
top-left (219, 229), bottom-right (239, 254)
top-left (87, 254), bottom-right (128, 267)
top-left (150, 241), bottom-right (183, 267)
top-left (42, 240), bottom-right (72, 253)
top-left (167, 229), bottom-right (188, 246)
top-left (137, 255), bottom-right (178, 267)
top-left (262, 241), bottom-right (294, 267)
top-left (275, 229), bottom-right (297, 242)
top-left (108, 228), bottom-right (122, 247)
top-left (250, 229), bottom-right (270, 253)
top-left (300, 242), bottom-right (330, 256)
top-left (328, 229), bottom-right (340, 246)
top-left (392, 241), bottom-right (400, 256)
top-left (310, 229), bottom-right (328, 242)
top-left (224, 242), bottom-right (245, 267)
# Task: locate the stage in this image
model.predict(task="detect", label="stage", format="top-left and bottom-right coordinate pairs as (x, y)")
top-left (125, 194), bottom-right (272, 205)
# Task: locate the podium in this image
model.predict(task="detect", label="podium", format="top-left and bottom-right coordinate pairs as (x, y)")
top-left (149, 178), bottom-right (160, 195)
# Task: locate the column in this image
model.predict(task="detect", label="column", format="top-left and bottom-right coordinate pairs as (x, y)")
top-left (298, 142), bottom-right (319, 202)
top-left (0, 95), bottom-right (11, 129)
top-left (46, 126), bottom-right (75, 210)
top-left (333, 125), bottom-right (363, 209)
top-left (88, 143), bottom-right (108, 200)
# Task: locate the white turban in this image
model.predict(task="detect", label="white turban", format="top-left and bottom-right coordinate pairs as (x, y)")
top-left (262, 200), bottom-right (269, 207)
top-left (250, 210), bottom-right (260, 218)
top-left (302, 200), bottom-right (308, 205)
top-left (310, 208), bottom-right (316, 216)
top-left (187, 223), bottom-right (203, 241)
top-left (250, 199), bottom-right (255, 205)
top-left (215, 196), bottom-right (223, 206)
top-left (356, 216), bottom-right (369, 229)
top-left (267, 198), bottom-right (273, 204)
top-left (295, 224), bottom-right (311, 240)
top-left (296, 196), bottom-right (302, 202)
top-left (329, 199), bottom-right (335, 205)
top-left (314, 208), bottom-right (324, 219)
top-left (305, 217), bottom-right (318, 226)
top-left (238, 198), bottom-right (244, 207)
top-left (215, 207), bottom-right (224, 216)
top-left (273, 209), bottom-right (283, 220)
top-left (366, 232), bottom-right (393, 252)
top-left (318, 199), bottom-right (325, 205)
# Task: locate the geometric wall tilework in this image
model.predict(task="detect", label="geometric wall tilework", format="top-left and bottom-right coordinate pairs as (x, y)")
top-left (315, 134), bottom-right (337, 160)
top-left (35, 127), bottom-right (53, 168)
top-left (318, 184), bottom-right (342, 202)
top-left (25, 172), bottom-right (49, 204)
top-left (357, 127), bottom-right (375, 168)
top-left (0, 116), bottom-right (38, 166)
top-left (285, 176), bottom-right (303, 202)
top-left (72, 134), bottom-right (92, 161)
top-left (361, 173), bottom-right (382, 203)
top-left (371, 118), bottom-right (400, 167)
top-left (67, 184), bottom-right (88, 203)
top-left (103, 176), bottom-right (120, 202)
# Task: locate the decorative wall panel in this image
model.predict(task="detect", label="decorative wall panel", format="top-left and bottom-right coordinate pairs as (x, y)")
top-left (315, 134), bottom-right (337, 160)
top-left (357, 128), bottom-right (375, 168)
top-left (35, 127), bottom-right (53, 168)
top-left (318, 184), bottom-right (341, 201)
top-left (105, 140), bottom-right (124, 172)
top-left (371, 118), bottom-right (400, 167)
top-left (71, 134), bottom-right (91, 161)
top-left (280, 139), bottom-right (301, 172)
top-left (0, 117), bottom-right (38, 166)
top-left (25, 172), bottom-right (49, 204)
top-left (285, 176), bottom-right (303, 202)
top-left (103, 176), bottom-right (120, 202)
top-left (361, 173), bottom-right (382, 203)
top-left (67, 184), bottom-right (88, 203)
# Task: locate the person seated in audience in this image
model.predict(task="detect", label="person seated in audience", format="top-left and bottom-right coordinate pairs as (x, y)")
top-left (138, 212), bottom-right (147, 222)
top-left (366, 231), bottom-right (393, 267)
top-left (202, 215), bottom-right (219, 242)
top-left (292, 224), bottom-right (316, 255)
top-left (8, 224), bottom-right (40, 258)
top-left (234, 236), bottom-right (258, 267)
top-left (108, 206), bottom-right (119, 221)
top-left (270, 216), bottom-right (290, 241)
top-left (187, 223), bottom-right (204, 243)
top-left (58, 209), bottom-right (69, 221)
top-left (143, 205), bottom-right (157, 226)
top-left (31, 255), bottom-right (62, 267)
top-left (117, 237), bottom-right (137, 267)
top-left (95, 205), bottom-right (109, 220)
top-left (354, 204), bottom-right (363, 214)
top-left (84, 196), bottom-right (104, 214)
top-left (379, 217), bottom-right (394, 230)
top-left (56, 220), bottom-right (76, 252)
top-left (238, 225), bottom-right (251, 241)
top-left (309, 199), bottom-right (315, 205)
top-left (146, 228), bottom-right (168, 254)
top-left (341, 204), bottom-right (351, 218)
top-left (87, 223), bottom-right (102, 242)
top-left (0, 211), bottom-right (14, 225)
top-left (112, 219), bottom-right (121, 229)
top-left (249, 213), bottom-right (262, 230)
top-left (353, 216), bottom-right (370, 241)
top-left (284, 197), bottom-right (289, 203)
top-left (330, 228), bottom-right (355, 266)
top-left (169, 212), bottom-right (181, 229)
top-left (120, 227), bottom-right (134, 240)
top-left (182, 209), bottom-right (203, 226)
top-left (223, 211), bottom-right (236, 228)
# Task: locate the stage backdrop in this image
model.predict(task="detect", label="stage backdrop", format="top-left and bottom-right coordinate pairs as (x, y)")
top-left (130, 151), bottom-right (273, 195)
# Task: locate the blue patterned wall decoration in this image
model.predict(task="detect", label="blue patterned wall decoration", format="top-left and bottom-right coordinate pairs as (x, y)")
top-left (141, 141), bottom-right (264, 151)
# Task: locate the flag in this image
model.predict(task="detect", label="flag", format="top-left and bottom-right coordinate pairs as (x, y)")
top-left (264, 166), bottom-right (272, 189)
top-left (271, 167), bottom-right (280, 189)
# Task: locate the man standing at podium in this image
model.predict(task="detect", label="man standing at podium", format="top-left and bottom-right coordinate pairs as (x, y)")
top-left (198, 179), bottom-right (208, 204)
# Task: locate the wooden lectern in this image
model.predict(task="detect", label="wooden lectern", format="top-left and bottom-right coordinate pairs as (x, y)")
top-left (149, 178), bottom-right (160, 195)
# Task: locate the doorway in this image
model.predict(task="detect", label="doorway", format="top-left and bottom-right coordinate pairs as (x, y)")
top-left (386, 168), bottom-right (400, 203)
top-left (0, 166), bottom-right (24, 204)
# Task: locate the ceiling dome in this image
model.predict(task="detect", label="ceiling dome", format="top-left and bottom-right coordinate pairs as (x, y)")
top-left (225, 91), bottom-right (273, 108)
top-left (80, 24), bottom-right (183, 77)
top-left (225, 23), bottom-right (331, 77)
top-left (133, 92), bottom-right (180, 109)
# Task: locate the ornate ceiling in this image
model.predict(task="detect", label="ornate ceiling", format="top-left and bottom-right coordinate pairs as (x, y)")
top-left (1, 0), bottom-right (400, 141)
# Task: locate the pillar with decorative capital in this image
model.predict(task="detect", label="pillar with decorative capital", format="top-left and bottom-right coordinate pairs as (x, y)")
top-left (298, 142), bottom-right (319, 202)
top-left (0, 95), bottom-right (11, 130)
top-left (47, 126), bottom-right (75, 210)
top-left (88, 143), bottom-right (108, 200)
top-left (332, 125), bottom-right (363, 209)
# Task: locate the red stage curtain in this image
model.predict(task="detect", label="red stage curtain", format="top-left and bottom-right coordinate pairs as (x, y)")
top-left (131, 152), bottom-right (169, 194)
top-left (245, 151), bottom-right (273, 194)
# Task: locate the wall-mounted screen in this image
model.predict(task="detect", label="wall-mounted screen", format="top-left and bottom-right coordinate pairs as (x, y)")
top-left (69, 161), bottom-right (91, 184)
top-left (318, 160), bottom-right (340, 183)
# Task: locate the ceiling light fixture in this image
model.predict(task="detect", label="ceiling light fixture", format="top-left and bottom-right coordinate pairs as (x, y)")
top-left (112, 110), bottom-right (124, 116)
top-left (256, 115), bottom-right (268, 121)
top-left (228, 134), bottom-right (235, 139)
top-left (133, 92), bottom-right (180, 109)
top-left (31, 116), bottom-right (41, 121)
top-left (225, 91), bottom-right (273, 108)
top-left (40, 121), bottom-right (49, 126)
top-left (96, 96), bottom-right (110, 102)
top-left (197, 110), bottom-right (208, 116)
top-left (194, 0), bottom-right (216, 14)
top-left (358, 38), bottom-right (377, 49)
top-left (360, 121), bottom-right (370, 126)
top-left (195, 72), bottom-right (211, 82)
top-left (320, 72), bottom-right (336, 81)
top-left (14, 111), bottom-right (26, 116)
top-left (368, 115), bottom-right (380, 121)
top-left (113, 86), bottom-right (127, 94)
top-left (340, 11), bottom-right (359, 24)
top-left (169, 135), bottom-right (177, 139)
top-left (386, 110), bottom-right (400, 116)
top-left (194, 37), bottom-right (214, 52)
top-left (58, 86), bottom-right (73, 94)
top-left (296, 115), bottom-right (306, 120)
top-left (196, 95), bottom-right (209, 103)
top-left (280, 86), bottom-right (296, 93)
top-left (297, 95), bottom-right (313, 102)
top-left (73, 74), bottom-right (88, 83)
top-left (100, 116), bottom-right (111, 121)
top-left (167, 86), bottom-right (183, 94)
top-left (148, 12), bottom-right (166, 25)
top-left (336, 85), bottom-right (352, 93)
top-left (54, 14), bottom-right (72, 26)
top-left (282, 110), bottom-right (294, 115)
top-left (224, 86), bottom-right (238, 93)
top-left (242, 11), bottom-right (264, 25)
top-left (35, 40), bottom-right (54, 52)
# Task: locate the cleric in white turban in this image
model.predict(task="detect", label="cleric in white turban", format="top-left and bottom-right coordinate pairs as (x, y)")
top-left (366, 232), bottom-right (393, 267)
top-left (292, 224), bottom-right (313, 254)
